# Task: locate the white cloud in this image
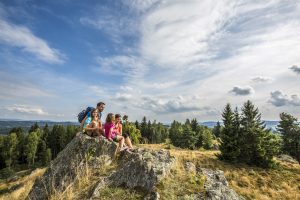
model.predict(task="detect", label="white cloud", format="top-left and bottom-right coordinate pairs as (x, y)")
top-left (115, 93), bottom-right (132, 101)
top-left (269, 91), bottom-right (300, 107)
top-left (0, 18), bottom-right (65, 63)
top-left (251, 76), bottom-right (273, 83)
top-left (5, 105), bottom-right (48, 115)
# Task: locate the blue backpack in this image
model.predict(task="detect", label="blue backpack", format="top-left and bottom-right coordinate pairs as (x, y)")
top-left (77, 107), bottom-right (94, 123)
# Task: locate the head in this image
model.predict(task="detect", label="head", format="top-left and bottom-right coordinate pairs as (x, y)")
top-left (106, 113), bottom-right (115, 123)
top-left (97, 102), bottom-right (105, 112)
top-left (91, 108), bottom-right (99, 120)
top-left (115, 114), bottom-right (121, 123)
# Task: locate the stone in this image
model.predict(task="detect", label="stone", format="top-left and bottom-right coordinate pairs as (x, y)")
top-left (27, 133), bottom-right (117, 200)
top-left (200, 168), bottom-right (245, 200)
top-left (184, 161), bottom-right (197, 174)
top-left (276, 154), bottom-right (299, 164)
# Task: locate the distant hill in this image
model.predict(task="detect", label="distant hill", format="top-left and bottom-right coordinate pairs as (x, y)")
top-left (201, 121), bottom-right (279, 131)
top-left (0, 120), bottom-right (79, 134)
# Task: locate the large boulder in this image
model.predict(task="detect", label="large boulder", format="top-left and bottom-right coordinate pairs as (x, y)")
top-left (201, 168), bottom-right (245, 200)
top-left (27, 133), bottom-right (117, 200)
top-left (90, 148), bottom-right (176, 199)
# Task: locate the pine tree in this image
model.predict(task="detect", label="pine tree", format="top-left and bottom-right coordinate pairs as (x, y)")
top-left (219, 103), bottom-right (239, 161)
top-left (140, 116), bottom-right (147, 138)
top-left (147, 120), bottom-right (152, 141)
top-left (185, 119), bottom-right (191, 127)
top-left (191, 118), bottom-right (198, 132)
top-left (134, 120), bottom-right (140, 130)
top-left (212, 121), bottom-right (222, 138)
top-left (43, 148), bottom-right (52, 165)
top-left (240, 100), bottom-right (279, 167)
top-left (29, 122), bottom-right (40, 133)
top-left (277, 112), bottom-right (300, 162)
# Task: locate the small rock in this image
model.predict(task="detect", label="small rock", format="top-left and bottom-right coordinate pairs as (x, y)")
top-left (184, 162), bottom-right (197, 174)
top-left (144, 191), bottom-right (160, 200)
top-left (276, 154), bottom-right (299, 164)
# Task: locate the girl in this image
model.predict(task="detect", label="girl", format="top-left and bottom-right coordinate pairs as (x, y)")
top-left (104, 113), bottom-right (126, 151)
top-left (115, 114), bottom-right (133, 150)
top-left (84, 108), bottom-right (102, 137)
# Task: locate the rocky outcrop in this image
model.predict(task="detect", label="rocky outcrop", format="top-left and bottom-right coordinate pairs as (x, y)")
top-left (90, 148), bottom-right (176, 199)
top-left (201, 168), bottom-right (245, 200)
top-left (27, 134), bottom-right (117, 200)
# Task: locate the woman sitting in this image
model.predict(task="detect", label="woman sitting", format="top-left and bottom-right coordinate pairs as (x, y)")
top-left (104, 113), bottom-right (126, 151)
top-left (115, 114), bottom-right (133, 150)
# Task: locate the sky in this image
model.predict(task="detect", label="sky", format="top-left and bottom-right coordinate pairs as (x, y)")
top-left (0, 0), bottom-right (300, 122)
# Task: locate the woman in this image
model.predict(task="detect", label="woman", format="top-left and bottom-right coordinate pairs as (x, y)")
top-left (115, 114), bottom-right (133, 150)
top-left (104, 113), bottom-right (126, 151)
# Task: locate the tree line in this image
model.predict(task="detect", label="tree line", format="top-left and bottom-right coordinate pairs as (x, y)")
top-left (0, 123), bottom-right (79, 178)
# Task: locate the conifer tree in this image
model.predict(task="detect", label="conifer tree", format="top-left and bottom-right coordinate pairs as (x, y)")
top-left (219, 103), bottom-right (238, 161)
top-left (29, 122), bottom-right (39, 133)
top-left (140, 116), bottom-right (147, 138)
top-left (277, 112), bottom-right (300, 162)
top-left (212, 121), bottom-right (222, 138)
top-left (240, 100), bottom-right (279, 167)
top-left (191, 118), bottom-right (198, 132)
top-left (2, 133), bottom-right (18, 169)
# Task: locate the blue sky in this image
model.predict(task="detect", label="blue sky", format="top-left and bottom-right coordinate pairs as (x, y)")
top-left (0, 0), bottom-right (300, 122)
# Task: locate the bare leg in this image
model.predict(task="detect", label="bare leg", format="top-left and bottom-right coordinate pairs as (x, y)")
top-left (125, 137), bottom-right (133, 149)
top-left (116, 135), bottom-right (125, 150)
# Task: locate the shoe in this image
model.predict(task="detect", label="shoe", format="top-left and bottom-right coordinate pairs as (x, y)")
top-left (120, 146), bottom-right (128, 151)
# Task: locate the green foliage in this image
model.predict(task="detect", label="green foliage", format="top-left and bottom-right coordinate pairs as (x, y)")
top-left (25, 132), bottom-right (39, 166)
top-left (169, 120), bottom-right (213, 150)
top-left (277, 112), bottom-right (300, 162)
top-left (0, 123), bottom-right (79, 171)
top-left (219, 101), bottom-right (281, 168)
top-left (123, 122), bottom-right (142, 144)
top-left (212, 121), bottom-right (222, 138)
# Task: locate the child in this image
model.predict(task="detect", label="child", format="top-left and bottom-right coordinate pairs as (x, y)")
top-left (84, 108), bottom-right (103, 137)
top-left (104, 113), bottom-right (126, 151)
top-left (115, 114), bottom-right (133, 150)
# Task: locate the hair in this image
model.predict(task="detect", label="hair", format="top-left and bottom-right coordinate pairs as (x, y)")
top-left (115, 114), bottom-right (121, 119)
top-left (106, 113), bottom-right (115, 123)
top-left (91, 108), bottom-right (99, 120)
top-left (97, 102), bottom-right (105, 107)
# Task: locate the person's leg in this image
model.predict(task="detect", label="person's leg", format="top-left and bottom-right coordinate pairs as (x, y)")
top-left (123, 133), bottom-right (133, 149)
top-left (116, 135), bottom-right (125, 149)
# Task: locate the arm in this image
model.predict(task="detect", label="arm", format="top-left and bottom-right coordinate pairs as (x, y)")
top-left (80, 115), bottom-right (88, 129)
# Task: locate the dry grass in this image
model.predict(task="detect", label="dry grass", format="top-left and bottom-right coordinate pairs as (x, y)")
top-left (139, 144), bottom-right (300, 200)
top-left (0, 168), bottom-right (46, 200)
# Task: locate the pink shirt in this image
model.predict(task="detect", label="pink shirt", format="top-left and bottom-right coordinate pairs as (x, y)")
top-left (104, 122), bottom-right (116, 139)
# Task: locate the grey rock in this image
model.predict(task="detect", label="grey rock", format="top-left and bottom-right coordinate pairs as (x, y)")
top-left (276, 154), bottom-right (299, 164)
top-left (184, 161), bottom-right (197, 174)
top-left (27, 133), bottom-right (117, 200)
top-left (200, 168), bottom-right (245, 200)
top-left (144, 191), bottom-right (160, 200)
top-left (108, 148), bottom-right (175, 192)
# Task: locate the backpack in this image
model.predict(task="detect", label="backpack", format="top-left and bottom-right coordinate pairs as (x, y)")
top-left (77, 106), bottom-right (94, 123)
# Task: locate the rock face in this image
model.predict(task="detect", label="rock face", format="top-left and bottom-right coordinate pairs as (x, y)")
top-left (201, 168), bottom-right (245, 200)
top-left (27, 134), bottom-right (117, 200)
top-left (90, 148), bottom-right (176, 199)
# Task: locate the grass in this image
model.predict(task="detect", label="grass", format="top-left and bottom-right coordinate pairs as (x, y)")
top-left (0, 168), bottom-right (46, 200)
top-left (139, 143), bottom-right (300, 200)
top-left (1, 144), bottom-right (299, 200)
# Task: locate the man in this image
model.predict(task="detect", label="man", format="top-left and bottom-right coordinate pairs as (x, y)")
top-left (80, 102), bottom-right (105, 128)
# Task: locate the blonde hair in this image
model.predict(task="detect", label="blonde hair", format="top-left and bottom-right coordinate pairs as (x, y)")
top-left (105, 113), bottom-right (115, 123)
top-left (91, 108), bottom-right (99, 121)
